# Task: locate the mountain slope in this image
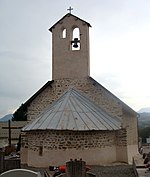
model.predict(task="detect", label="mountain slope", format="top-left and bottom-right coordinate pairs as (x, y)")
top-left (138, 107), bottom-right (150, 113)
top-left (138, 112), bottom-right (150, 128)
top-left (0, 114), bottom-right (13, 122)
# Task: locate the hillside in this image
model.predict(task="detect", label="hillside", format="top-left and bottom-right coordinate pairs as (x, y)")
top-left (138, 107), bottom-right (150, 113)
top-left (0, 114), bottom-right (13, 122)
top-left (138, 112), bottom-right (150, 128)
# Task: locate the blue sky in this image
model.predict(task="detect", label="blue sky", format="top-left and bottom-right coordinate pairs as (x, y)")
top-left (0, 0), bottom-right (150, 117)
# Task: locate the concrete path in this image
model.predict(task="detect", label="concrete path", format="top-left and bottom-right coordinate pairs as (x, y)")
top-left (136, 168), bottom-right (150, 177)
top-left (134, 154), bottom-right (150, 177)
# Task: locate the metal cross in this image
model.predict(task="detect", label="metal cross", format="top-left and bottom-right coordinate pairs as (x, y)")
top-left (67, 6), bottom-right (73, 13)
top-left (2, 120), bottom-right (23, 146)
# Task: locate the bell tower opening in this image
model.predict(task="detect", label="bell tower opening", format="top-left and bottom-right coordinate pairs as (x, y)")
top-left (71, 27), bottom-right (80, 50)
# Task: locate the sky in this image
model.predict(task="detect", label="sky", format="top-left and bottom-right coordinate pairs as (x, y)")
top-left (0, 0), bottom-right (150, 118)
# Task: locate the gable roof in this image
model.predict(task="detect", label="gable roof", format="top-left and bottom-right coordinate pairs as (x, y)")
top-left (18, 81), bottom-right (54, 112)
top-left (49, 13), bottom-right (91, 32)
top-left (88, 77), bottom-right (137, 115)
top-left (19, 76), bottom-right (137, 118)
top-left (22, 87), bottom-right (121, 132)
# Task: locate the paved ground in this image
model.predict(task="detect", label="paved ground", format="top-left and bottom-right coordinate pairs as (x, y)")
top-left (22, 164), bottom-right (136, 177)
top-left (21, 154), bottom-right (150, 177)
top-left (137, 168), bottom-right (150, 177)
top-left (90, 165), bottom-right (135, 177)
top-left (134, 153), bottom-right (150, 177)
top-left (134, 154), bottom-right (145, 166)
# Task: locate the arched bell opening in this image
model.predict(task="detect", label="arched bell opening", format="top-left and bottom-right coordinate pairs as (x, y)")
top-left (71, 27), bottom-right (80, 50)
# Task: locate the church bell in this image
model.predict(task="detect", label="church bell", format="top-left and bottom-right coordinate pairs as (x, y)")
top-left (71, 38), bottom-right (80, 48)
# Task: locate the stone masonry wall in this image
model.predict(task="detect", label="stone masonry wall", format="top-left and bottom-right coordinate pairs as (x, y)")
top-left (22, 129), bottom-right (127, 152)
top-left (27, 77), bottom-right (123, 121)
top-left (116, 129), bottom-right (127, 146)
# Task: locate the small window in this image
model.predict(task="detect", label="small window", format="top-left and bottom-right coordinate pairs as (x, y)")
top-left (39, 146), bottom-right (43, 156)
top-left (62, 28), bottom-right (66, 38)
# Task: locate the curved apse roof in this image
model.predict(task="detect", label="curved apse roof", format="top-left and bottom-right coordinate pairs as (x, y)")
top-left (22, 88), bottom-right (122, 131)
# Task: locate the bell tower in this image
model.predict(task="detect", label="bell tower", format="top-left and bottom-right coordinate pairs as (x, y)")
top-left (49, 13), bottom-right (91, 80)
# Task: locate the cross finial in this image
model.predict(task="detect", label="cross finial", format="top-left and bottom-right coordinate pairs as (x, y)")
top-left (67, 6), bottom-right (73, 14)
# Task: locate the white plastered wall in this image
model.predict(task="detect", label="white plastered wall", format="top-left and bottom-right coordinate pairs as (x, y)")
top-left (27, 147), bottom-right (117, 167)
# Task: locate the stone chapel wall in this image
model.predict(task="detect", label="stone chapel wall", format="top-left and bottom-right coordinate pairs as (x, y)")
top-left (25, 130), bottom-right (116, 151)
top-left (21, 129), bottom-right (127, 166)
top-left (27, 77), bottom-right (123, 122)
top-left (122, 108), bottom-right (138, 163)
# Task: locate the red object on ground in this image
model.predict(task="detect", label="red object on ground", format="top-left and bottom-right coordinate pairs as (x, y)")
top-left (58, 165), bottom-right (91, 173)
top-left (58, 165), bottom-right (66, 173)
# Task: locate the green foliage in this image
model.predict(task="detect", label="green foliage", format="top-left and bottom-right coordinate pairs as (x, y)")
top-left (139, 126), bottom-right (150, 143)
top-left (12, 104), bottom-right (27, 121)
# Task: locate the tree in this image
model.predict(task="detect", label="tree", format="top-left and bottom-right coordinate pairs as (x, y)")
top-left (139, 126), bottom-right (150, 143)
top-left (12, 104), bottom-right (27, 121)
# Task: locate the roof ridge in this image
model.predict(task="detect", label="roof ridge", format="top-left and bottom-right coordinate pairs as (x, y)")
top-left (49, 13), bottom-right (91, 32)
top-left (22, 87), bottom-right (121, 131)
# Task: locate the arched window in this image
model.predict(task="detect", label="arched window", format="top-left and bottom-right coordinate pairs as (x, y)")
top-left (61, 28), bottom-right (66, 38)
top-left (71, 27), bottom-right (80, 50)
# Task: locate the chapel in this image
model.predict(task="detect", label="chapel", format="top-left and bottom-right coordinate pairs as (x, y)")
top-left (20, 12), bottom-right (138, 167)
